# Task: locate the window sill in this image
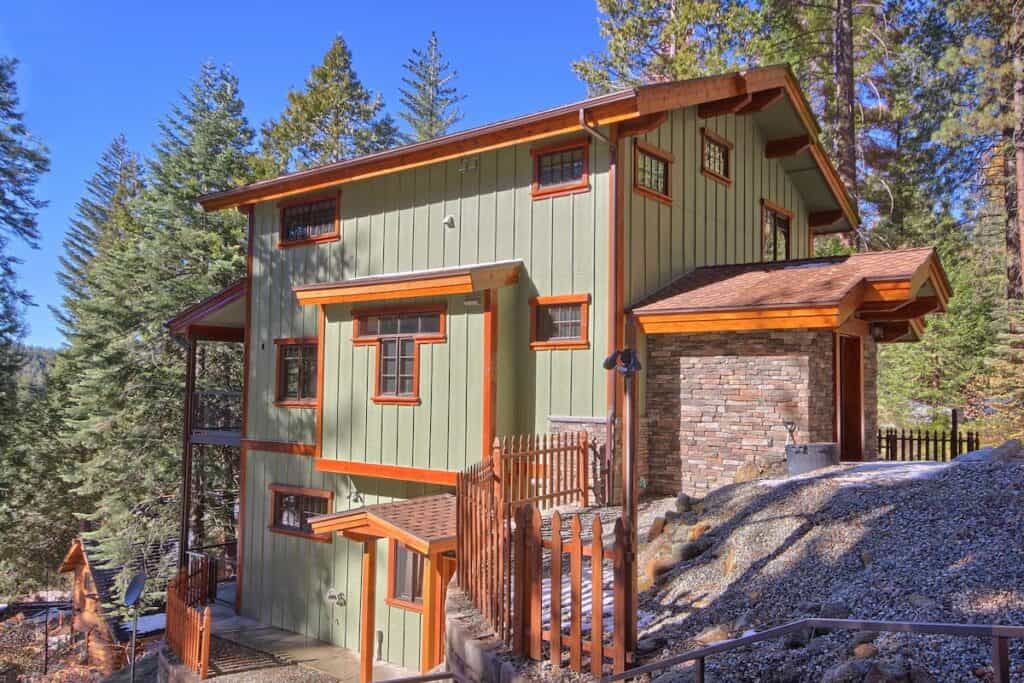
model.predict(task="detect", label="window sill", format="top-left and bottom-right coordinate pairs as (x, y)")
top-left (701, 168), bottom-right (732, 187)
top-left (274, 399), bottom-right (317, 409)
top-left (268, 526), bottom-right (332, 543)
top-left (278, 232), bottom-right (341, 249)
top-left (530, 340), bottom-right (590, 351)
top-left (386, 596), bottom-right (424, 613)
top-left (372, 395), bottom-right (422, 406)
top-left (530, 181), bottom-right (590, 201)
top-left (634, 185), bottom-right (672, 205)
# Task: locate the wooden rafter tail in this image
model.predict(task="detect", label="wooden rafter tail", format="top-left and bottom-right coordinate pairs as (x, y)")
top-left (736, 87), bottom-right (784, 114)
top-left (764, 134), bottom-right (811, 159)
top-left (697, 93), bottom-right (753, 118)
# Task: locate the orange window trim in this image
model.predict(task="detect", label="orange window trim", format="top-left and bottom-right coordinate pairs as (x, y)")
top-left (529, 293), bottom-right (591, 351)
top-left (530, 137), bottom-right (591, 200)
top-left (700, 127), bottom-right (734, 187)
top-left (386, 540), bottom-right (425, 613)
top-left (277, 191), bottom-right (341, 249)
top-left (633, 139), bottom-right (673, 204)
top-left (268, 484), bottom-right (333, 543)
top-left (761, 198), bottom-right (795, 262)
top-left (351, 304), bottom-right (447, 405)
top-left (274, 337), bottom-right (318, 407)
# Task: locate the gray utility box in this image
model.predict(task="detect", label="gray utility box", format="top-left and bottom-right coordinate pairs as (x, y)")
top-left (786, 442), bottom-right (840, 476)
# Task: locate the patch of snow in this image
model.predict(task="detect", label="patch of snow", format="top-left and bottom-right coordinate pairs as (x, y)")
top-left (133, 612), bottom-right (166, 635)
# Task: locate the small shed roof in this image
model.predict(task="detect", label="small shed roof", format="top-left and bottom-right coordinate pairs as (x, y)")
top-left (310, 494), bottom-right (456, 555)
top-left (165, 279), bottom-right (246, 340)
top-left (629, 248), bottom-right (950, 342)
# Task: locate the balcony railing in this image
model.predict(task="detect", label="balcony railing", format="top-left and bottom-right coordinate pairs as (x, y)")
top-left (191, 390), bottom-right (242, 445)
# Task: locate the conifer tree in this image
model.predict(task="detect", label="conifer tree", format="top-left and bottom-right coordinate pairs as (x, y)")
top-left (399, 32), bottom-right (466, 141)
top-left (65, 63), bottom-right (252, 608)
top-left (262, 36), bottom-right (400, 172)
top-left (0, 56), bottom-right (49, 446)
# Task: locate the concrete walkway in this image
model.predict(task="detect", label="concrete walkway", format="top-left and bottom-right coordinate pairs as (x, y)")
top-left (209, 584), bottom-right (414, 682)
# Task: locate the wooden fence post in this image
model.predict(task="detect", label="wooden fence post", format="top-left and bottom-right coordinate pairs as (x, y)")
top-left (550, 512), bottom-right (563, 673)
top-left (528, 503), bottom-right (542, 660)
top-left (612, 518), bottom-right (627, 674)
top-left (512, 504), bottom-right (529, 657)
top-left (590, 515), bottom-right (604, 677)
top-left (569, 515), bottom-right (583, 672)
top-left (580, 432), bottom-right (589, 507)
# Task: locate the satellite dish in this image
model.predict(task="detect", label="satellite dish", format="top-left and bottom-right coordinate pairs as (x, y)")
top-left (124, 572), bottom-right (147, 608)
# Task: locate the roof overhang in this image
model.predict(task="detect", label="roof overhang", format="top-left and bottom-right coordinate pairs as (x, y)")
top-left (632, 249), bottom-right (950, 342)
top-left (310, 494), bottom-right (456, 556)
top-left (166, 280), bottom-right (247, 341)
top-left (198, 66), bottom-right (856, 235)
top-left (294, 259), bottom-right (522, 306)
top-left (58, 539), bottom-right (85, 573)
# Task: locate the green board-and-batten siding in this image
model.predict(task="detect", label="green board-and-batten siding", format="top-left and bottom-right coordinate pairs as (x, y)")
top-left (241, 449), bottom-right (445, 670)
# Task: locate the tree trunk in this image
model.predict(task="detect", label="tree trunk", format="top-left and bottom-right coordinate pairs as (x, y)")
top-left (1013, 9), bottom-right (1024, 299)
top-left (833, 0), bottom-right (857, 200)
top-left (1005, 132), bottom-right (1023, 300)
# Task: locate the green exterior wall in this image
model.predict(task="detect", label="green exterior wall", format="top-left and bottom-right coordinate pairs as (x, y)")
top-left (241, 449), bottom-right (444, 670)
top-left (239, 101), bottom-right (829, 664)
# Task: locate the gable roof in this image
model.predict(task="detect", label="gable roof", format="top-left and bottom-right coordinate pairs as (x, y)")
top-left (629, 247), bottom-right (950, 341)
top-left (197, 66), bottom-right (856, 234)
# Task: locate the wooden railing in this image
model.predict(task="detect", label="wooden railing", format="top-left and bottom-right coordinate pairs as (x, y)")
top-left (456, 431), bottom-right (628, 674)
top-left (604, 618), bottom-right (1024, 683)
top-left (166, 571), bottom-right (212, 678)
top-left (184, 552), bottom-right (216, 607)
top-left (192, 389), bottom-right (242, 432)
top-left (513, 504), bottom-right (629, 675)
top-left (878, 427), bottom-right (980, 461)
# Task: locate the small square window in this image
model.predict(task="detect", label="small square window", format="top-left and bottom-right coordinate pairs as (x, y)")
top-left (269, 485), bottom-right (331, 541)
top-left (279, 195), bottom-right (340, 247)
top-left (634, 141), bottom-right (672, 202)
top-left (388, 541), bottom-right (425, 610)
top-left (530, 295), bottom-right (590, 350)
top-left (701, 128), bottom-right (733, 186)
top-left (531, 140), bottom-right (590, 199)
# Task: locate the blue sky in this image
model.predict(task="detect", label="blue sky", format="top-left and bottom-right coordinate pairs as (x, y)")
top-left (2, 1), bottom-right (606, 348)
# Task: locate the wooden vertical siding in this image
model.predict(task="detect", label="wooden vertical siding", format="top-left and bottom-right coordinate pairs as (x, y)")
top-left (241, 449), bottom-right (445, 671)
top-left (623, 108), bottom-right (813, 307)
top-left (246, 133), bottom-right (611, 452)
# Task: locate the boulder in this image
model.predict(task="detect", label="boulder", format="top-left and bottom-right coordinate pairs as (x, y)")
top-left (783, 627), bottom-right (813, 649)
top-left (688, 521), bottom-right (712, 541)
top-left (820, 600), bottom-right (851, 619)
top-left (675, 492), bottom-right (694, 513)
top-left (679, 537), bottom-right (712, 561)
top-left (863, 659), bottom-right (913, 683)
top-left (734, 462), bottom-right (761, 483)
top-left (647, 515), bottom-right (667, 542)
top-left (822, 660), bottom-right (872, 683)
top-left (636, 635), bottom-right (666, 656)
top-left (853, 643), bottom-right (878, 659)
top-left (694, 624), bottom-right (732, 645)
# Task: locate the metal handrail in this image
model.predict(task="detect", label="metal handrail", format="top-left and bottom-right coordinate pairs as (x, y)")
top-left (384, 673), bottom-right (470, 683)
top-left (603, 618), bottom-right (1024, 683)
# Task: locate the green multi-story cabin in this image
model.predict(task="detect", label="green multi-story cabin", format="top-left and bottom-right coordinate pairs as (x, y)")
top-left (167, 66), bottom-right (949, 677)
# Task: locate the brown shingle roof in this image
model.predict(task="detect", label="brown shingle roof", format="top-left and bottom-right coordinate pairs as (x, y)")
top-left (310, 494), bottom-right (455, 554)
top-left (630, 247), bottom-right (942, 314)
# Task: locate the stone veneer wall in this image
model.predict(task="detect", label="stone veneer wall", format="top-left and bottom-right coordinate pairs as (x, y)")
top-left (643, 330), bottom-right (837, 497)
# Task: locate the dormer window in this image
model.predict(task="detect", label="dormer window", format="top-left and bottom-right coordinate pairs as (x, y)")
top-left (279, 193), bottom-right (340, 247)
top-left (531, 139), bottom-right (590, 199)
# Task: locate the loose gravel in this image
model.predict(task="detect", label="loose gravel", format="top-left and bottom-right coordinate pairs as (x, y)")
top-left (637, 460), bottom-right (1024, 682)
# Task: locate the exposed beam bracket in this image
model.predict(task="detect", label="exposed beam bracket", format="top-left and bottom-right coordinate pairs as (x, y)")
top-left (737, 88), bottom-right (784, 114)
top-left (808, 209), bottom-right (845, 229)
top-left (765, 135), bottom-right (811, 159)
top-left (697, 93), bottom-right (753, 119)
top-left (617, 111), bottom-right (668, 138)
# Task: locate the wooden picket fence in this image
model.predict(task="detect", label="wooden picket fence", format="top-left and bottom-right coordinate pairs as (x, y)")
top-left (513, 503), bottom-right (629, 675)
top-left (166, 571), bottom-right (212, 678)
top-left (456, 431), bottom-right (628, 674)
top-left (184, 551), bottom-right (216, 606)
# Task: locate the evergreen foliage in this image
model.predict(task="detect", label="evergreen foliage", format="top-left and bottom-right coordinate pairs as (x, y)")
top-left (399, 32), bottom-right (466, 141)
top-left (261, 36), bottom-right (400, 172)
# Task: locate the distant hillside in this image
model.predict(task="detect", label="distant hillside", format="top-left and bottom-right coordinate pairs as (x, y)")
top-left (15, 345), bottom-right (57, 391)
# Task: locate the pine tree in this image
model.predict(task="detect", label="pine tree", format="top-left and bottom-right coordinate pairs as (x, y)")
top-left (399, 32), bottom-right (466, 142)
top-left (0, 56), bottom-right (49, 451)
top-left (262, 36), bottom-right (400, 172)
top-left (63, 63), bottom-right (253, 609)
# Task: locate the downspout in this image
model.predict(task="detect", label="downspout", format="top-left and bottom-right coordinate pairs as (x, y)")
top-left (579, 108), bottom-right (620, 503)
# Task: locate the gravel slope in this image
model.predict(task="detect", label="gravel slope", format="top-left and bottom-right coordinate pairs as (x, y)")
top-left (637, 460), bottom-right (1024, 682)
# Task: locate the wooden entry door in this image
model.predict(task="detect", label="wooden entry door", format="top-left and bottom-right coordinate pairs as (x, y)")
top-left (838, 335), bottom-right (863, 461)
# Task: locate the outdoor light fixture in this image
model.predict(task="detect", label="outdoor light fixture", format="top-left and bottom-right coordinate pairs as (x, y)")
top-left (442, 214), bottom-right (456, 230)
top-left (870, 322), bottom-right (885, 341)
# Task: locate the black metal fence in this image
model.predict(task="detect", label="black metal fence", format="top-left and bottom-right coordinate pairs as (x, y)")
top-left (877, 409), bottom-right (980, 462)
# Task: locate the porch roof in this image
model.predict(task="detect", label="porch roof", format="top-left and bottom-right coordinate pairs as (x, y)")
top-left (309, 493), bottom-right (456, 555)
top-left (166, 279), bottom-right (247, 341)
top-left (293, 259), bottom-right (522, 306)
top-left (629, 247), bottom-right (951, 341)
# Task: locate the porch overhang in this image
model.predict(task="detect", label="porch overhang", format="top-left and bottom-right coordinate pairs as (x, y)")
top-left (293, 260), bottom-right (522, 307)
top-left (310, 494), bottom-right (457, 680)
top-left (166, 279), bottom-right (247, 341)
top-left (629, 247), bottom-right (950, 342)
